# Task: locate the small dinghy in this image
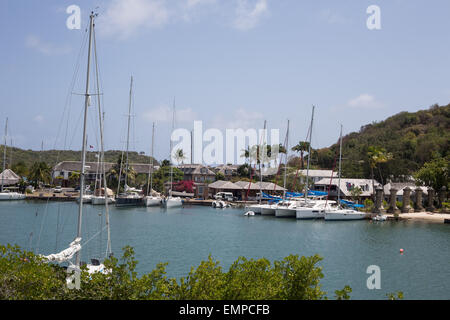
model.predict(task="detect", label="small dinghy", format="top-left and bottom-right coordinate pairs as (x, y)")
top-left (372, 215), bottom-right (387, 221)
top-left (244, 211), bottom-right (255, 216)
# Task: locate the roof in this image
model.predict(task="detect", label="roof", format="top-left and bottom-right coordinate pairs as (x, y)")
top-left (208, 180), bottom-right (242, 190)
top-left (296, 169), bottom-right (338, 178)
top-left (314, 178), bottom-right (380, 196)
top-left (233, 181), bottom-right (286, 191)
top-left (0, 169), bottom-right (21, 186)
top-left (53, 161), bottom-right (155, 175)
top-left (176, 164), bottom-right (215, 176)
top-left (383, 182), bottom-right (428, 195)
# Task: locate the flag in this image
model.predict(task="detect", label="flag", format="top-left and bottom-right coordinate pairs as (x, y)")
top-left (90, 145), bottom-right (94, 149)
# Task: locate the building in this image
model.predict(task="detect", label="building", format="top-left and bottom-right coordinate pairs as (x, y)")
top-left (208, 180), bottom-right (286, 200)
top-left (383, 182), bottom-right (428, 202)
top-left (176, 164), bottom-right (216, 183)
top-left (296, 169), bottom-right (337, 184)
top-left (0, 169), bottom-right (21, 187)
top-left (52, 161), bottom-right (156, 187)
top-left (313, 178), bottom-right (379, 200)
top-left (212, 164), bottom-right (240, 180)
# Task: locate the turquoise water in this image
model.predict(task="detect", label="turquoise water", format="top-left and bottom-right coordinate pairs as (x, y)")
top-left (0, 201), bottom-right (449, 300)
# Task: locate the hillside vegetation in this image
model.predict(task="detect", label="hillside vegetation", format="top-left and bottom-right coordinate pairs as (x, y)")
top-left (0, 148), bottom-right (158, 169)
top-left (312, 103), bottom-right (449, 183)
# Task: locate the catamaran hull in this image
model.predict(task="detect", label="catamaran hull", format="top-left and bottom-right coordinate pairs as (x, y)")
top-left (0, 192), bottom-right (26, 200)
top-left (247, 205), bottom-right (262, 214)
top-left (296, 209), bottom-right (325, 219)
top-left (260, 206), bottom-right (275, 215)
top-left (275, 208), bottom-right (296, 218)
top-left (324, 212), bottom-right (367, 220)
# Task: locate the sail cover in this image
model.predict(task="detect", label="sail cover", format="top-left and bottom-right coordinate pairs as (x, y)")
top-left (43, 237), bottom-right (82, 263)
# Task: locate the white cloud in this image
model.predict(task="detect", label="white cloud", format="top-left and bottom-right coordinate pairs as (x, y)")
top-left (319, 9), bottom-right (348, 25)
top-left (33, 115), bottom-right (44, 123)
top-left (233, 0), bottom-right (269, 30)
top-left (211, 107), bottom-right (264, 129)
top-left (98, 0), bottom-right (169, 39)
top-left (25, 35), bottom-right (71, 55)
top-left (186, 0), bottom-right (216, 8)
top-left (143, 105), bottom-right (197, 123)
top-left (347, 94), bottom-right (383, 109)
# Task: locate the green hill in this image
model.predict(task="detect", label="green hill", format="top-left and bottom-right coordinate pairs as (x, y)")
top-left (0, 148), bottom-right (158, 170)
top-left (312, 103), bottom-right (450, 183)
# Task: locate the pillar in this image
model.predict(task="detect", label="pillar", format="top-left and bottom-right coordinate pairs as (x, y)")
top-left (426, 187), bottom-right (436, 212)
top-left (438, 186), bottom-right (447, 209)
top-left (372, 185), bottom-right (384, 214)
top-left (401, 186), bottom-right (413, 213)
top-left (414, 187), bottom-right (424, 212)
top-left (387, 188), bottom-right (400, 214)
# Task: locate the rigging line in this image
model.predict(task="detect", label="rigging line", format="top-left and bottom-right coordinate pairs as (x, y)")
top-left (67, 105), bottom-right (84, 150)
top-left (55, 25), bottom-right (89, 160)
top-left (81, 224), bottom-right (108, 248)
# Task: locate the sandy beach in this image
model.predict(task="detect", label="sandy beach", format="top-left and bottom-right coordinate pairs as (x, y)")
top-left (385, 212), bottom-right (450, 224)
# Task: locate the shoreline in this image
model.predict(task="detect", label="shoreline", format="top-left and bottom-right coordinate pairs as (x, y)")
top-left (385, 212), bottom-right (450, 224)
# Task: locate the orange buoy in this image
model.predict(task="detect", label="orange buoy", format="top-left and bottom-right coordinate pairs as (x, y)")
top-left (400, 249), bottom-right (404, 253)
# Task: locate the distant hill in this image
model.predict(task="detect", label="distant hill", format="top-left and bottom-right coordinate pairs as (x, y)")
top-left (0, 148), bottom-right (158, 169)
top-left (312, 103), bottom-right (450, 182)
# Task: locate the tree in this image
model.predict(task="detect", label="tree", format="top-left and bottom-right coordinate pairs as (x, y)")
top-left (174, 149), bottom-right (186, 165)
top-left (367, 146), bottom-right (393, 199)
top-left (11, 161), bottom-right (28, 178)
top-left (215, 172), bottom-right (225, 181)
top-left (414, 156), bottom-right (449, 191)
top-left (291, 141), bottom-right (311, 169)
top-left (28, 162), bottom-right (52, 187)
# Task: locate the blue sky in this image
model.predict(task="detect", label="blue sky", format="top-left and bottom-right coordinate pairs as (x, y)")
top-left (1, 0), bottom-right (450, 163)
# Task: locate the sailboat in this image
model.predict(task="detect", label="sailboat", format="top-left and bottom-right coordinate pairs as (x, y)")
top-left (247, 120), bottom-right (267, 214)
top-left (115, 76), bottom-right (144, 207)
top-left (162, 98), bottom-right (182, 208)
top-left (0, 118), bottom-right (26, 201)
top-left (144, 122), bottom-right (162, 206)
top-left (324, 125), bottom-right (367, 221)
top-left (261, 120), bottom-right (289, 216)
top-left (42, 12), bottom-right (111, 275)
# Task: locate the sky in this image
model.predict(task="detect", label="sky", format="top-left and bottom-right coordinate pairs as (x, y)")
top-left (1, 0), bottom-right (450, 164)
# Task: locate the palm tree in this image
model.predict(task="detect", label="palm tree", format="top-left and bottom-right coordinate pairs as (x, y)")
top-left (291, 141), bottom-right (310, 169)
top-left (174, 148), bottom-right (186, 165)
top-left (241, 146), bottom-right (252, 178)
top-left (28, 162), bottom-right (52, 188)
top-left (367, 146), bottom-right (393, 200)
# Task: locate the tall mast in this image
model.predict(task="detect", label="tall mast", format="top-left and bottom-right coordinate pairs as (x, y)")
top-left (1, 118), bottom-right (7, 192)
top-left (93, 25), bottom-right (111, 256)
top-left (283, 120), bottom-right (289, 200)
top-left (147, 122), bottom-right (155, 197)
top-left (338, 124), bottom-right (343, 206)
top-left (259, 120), bottom-right (266, 205)
top-left (76, 12), bottom-right (95, 267)
top-left (304, 105), bottom-right (315, 202)
top-left (124, 76), bottom-right (133, 189)
top-left (169, 97), bottom-right (175, 196)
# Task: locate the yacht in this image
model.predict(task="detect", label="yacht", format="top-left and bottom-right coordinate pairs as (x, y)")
top-left (274, 200), bottom-right (300, 218)
top-left (162, 196), bottom-right (183, 208)
top-left (144, 123), bottom-right (162, 207)
top-left (91, 196), bottom-right (115, 205)
top-left (260, 203), bottom-right (277, 215)
top-left (296, 200), bottom-right (335, 219)
top-left (116, 192), bottom-right (143, 207)
top-left (0, 190), bottom-right (26, 200)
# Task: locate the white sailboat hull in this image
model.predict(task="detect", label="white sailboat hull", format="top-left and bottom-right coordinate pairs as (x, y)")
top-left (324, 210), bottom-right (367, 221)
top-left (145, 196), bottom-right (161, 207)
top-left (296, 209), bottom-right (325, 219)
top-left (275, 207), bottom-right (296, 218)
top-left (247, 204), bottom-right (262, 214)
top-left (164, 197), bottom-right (183, 208)
top-left (260, 205), bottom-right (276, 215)
top-left (0, 192), bottom-right (26, 200)
top-left (91, 196), bottom-right (115, 205)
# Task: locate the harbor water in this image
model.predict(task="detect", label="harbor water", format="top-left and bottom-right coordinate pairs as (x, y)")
top-left (0, 201), bottom-right (449, 300)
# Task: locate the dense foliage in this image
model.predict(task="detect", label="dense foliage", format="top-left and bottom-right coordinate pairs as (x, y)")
top-left (313, 104), bottom-right (449, 182)
top-left (0, 244), bottom-right (358, 300)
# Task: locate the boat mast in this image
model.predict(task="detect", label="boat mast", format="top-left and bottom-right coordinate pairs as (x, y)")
top-left (169, 98), bottom-right (175, 196)
top-left (1, 118), bottom-right (7, 192)
top-left (124, 76), bottom-right (133, 190)
top-left (283, 120), bottom-right (289, 200)
top-left (259, 120), bottom-right (266, 205)
top-left (147, 122), bottom-right (155, 197)
top-left (75, 12), bottom-right (95, 267)
top-left (338, 124), bottom-right (343, 207)
top-left (93, 25), bottom-right (111, 256)
top-left (304, 105), bottom-right (315, 202)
